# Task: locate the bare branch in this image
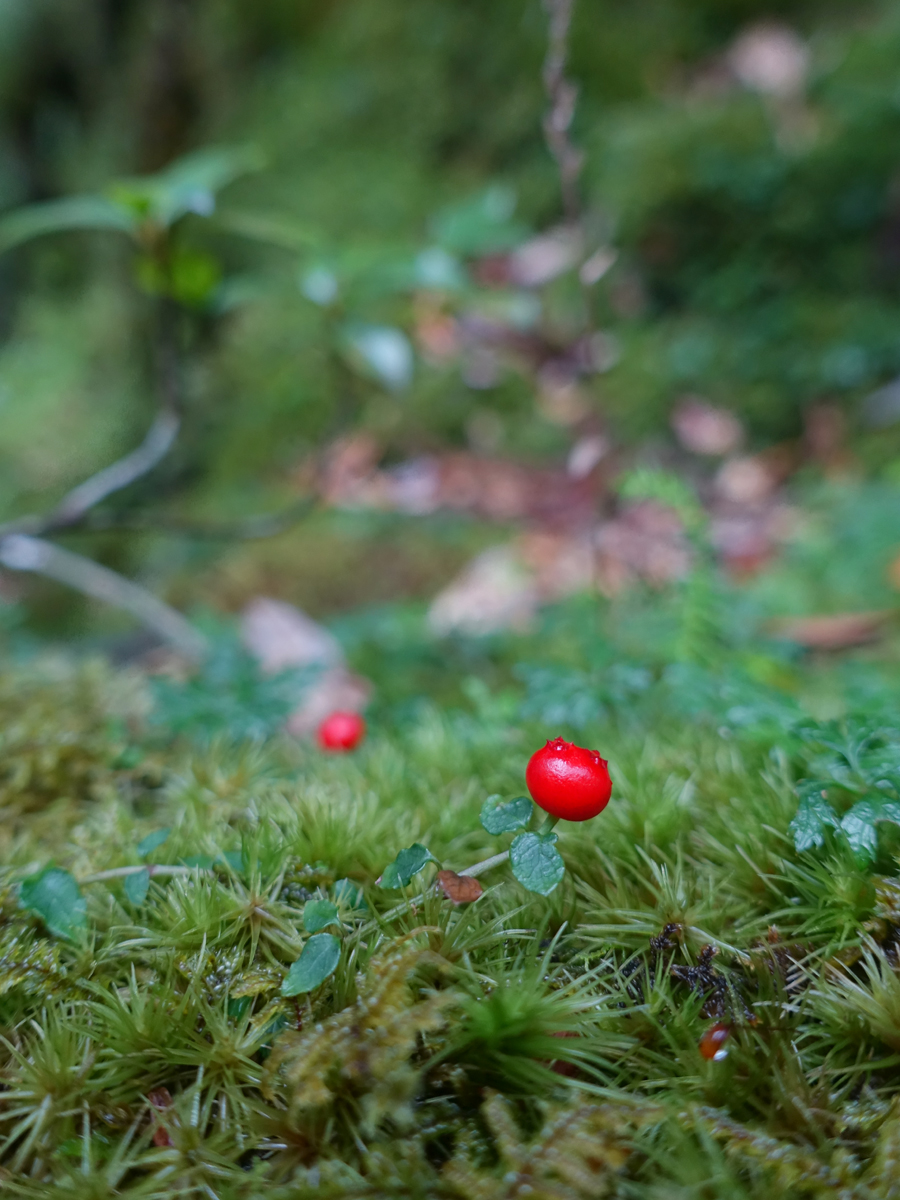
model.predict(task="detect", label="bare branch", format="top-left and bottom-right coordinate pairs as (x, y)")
top-left (79, 497), bottom-right (315, 540)
top-left (48, 409), bottom-right (181, 530)
top-left (542, 0), bottom-right (584, 222)
top-left (457, 850), bottom-right (510, 878)
top-left (0, 533), bottom-right (207, 660)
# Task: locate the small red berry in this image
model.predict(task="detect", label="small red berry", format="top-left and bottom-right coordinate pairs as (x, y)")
top-left (698, 1022), bottom-right (731, 1061)
top-left (525, 738), bottom-right (612, 822)
top-left (317, 711), bottom-right (366, 752)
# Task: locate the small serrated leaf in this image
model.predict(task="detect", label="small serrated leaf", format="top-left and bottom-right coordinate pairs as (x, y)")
top-left (302, 899), bottom-right (340, 933)
top-left (124, 868), bottom-right (150, 907)
top-left (509, 832), bottom-right (565, 896)
top-left (789, 790), bottom-right (840, 853)
top-left (137, 828), bottom-right (170, 859)
top-left (378, 844), bottom-right (436, 889)
top-left (281, 933), bottom-right (341, 996)
top-left (480, 795), bottom-right (533, 835)
top-left (19, 868), bottom-right (87, 941)
top-left (842, 801), bottom-right (881, 859)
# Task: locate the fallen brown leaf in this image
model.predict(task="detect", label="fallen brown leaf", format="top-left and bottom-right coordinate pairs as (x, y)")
top-left (768, 611), bottom-right (893, 650)
top-left (671, 397), bottom-right (743, 456)
top-left (148, 1087), bottom-right (174, 1147)
top-left (594, 501), bottom-right (692, 595)
top-left (240, 597), bottom-right (371, 738)
top-left (436, 870), bottom-right (484, 905)
top-left (241, 597), bottom-right (344, 674)
top-left (428, 546), bottom-right (539, 636)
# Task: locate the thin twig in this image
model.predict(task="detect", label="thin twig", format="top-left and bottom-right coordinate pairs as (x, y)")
top-left (542, 0), bottom-right (584, 223)
top-left (0, 533), bottom-right (208, 660)
top-left (457, 850), bottom-right (510, 878)
top-left (78, 497), bottom-right (315, 540)
top-left (79, 864), bottom-right (201, 884)
top-left (0, 295), bottom-right (209, 652)
top-left (48, 409), bottom-right (180, 530)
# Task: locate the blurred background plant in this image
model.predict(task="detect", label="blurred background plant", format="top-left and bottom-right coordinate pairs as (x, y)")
top-left (0, 0), bottom-right (898, 654)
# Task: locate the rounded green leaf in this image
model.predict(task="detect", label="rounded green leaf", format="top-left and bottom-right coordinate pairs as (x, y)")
top-left (281, 933), bottom-right (341, 996)
top-left (137, 827), bottom-right (171, 859)
top-left (19, 868), bottom-right (87, 941)
top-left (378, 844), bottom-right (436, 889)
top-left (0, 195), bottom-right (137, 254)
top-left (509, 832), bottom-right (565, 896)
top-left (480, 794), bottom-right (533, 835)
top-left (333, 878), bottom-right (367, 910)
top-left (302, 899), bottom-right (340, 933)
top-left (124, 868), bottom-right (150, 907)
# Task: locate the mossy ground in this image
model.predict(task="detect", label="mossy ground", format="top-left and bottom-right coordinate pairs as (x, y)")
top-left (1, 565), bottom-right (900, 1200)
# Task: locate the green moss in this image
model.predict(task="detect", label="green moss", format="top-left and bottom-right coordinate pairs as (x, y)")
top-left (0, 627), bottom-right (897, 1195)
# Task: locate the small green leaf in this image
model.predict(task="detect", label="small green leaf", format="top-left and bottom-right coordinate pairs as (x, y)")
top-left (333, 878), bottom-right (367, 910)
top-left (137, 828), bottom-right (170, 859)
top-left (480, 794), bottom-right (533, 835)
top-left (19, 868), bottom-right (87, 940)
top-left (220, 850), bottom-right (245, 874)
top-left (124, 868), bottom-right (150, 907)
top-left (302, 899), bottom-right (340, 933)
top-left (378, 844), bottom-right (437, 889)
top-left (509, 832), bottom-right (565, 896)
top-left (841, 801), bottom-right (880, 859)
top-left (281, 933), bottom-right (341, 996)
top-left (789, 790), bottom-right (840, 853)
top-left (180, 854), bottom-right (214, 869)
top-left (227, 996), bottom-right (252, 1020)
top-left (0, 195), bottom-right (137, 253)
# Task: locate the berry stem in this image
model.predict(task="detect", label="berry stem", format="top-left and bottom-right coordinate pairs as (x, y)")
top-left (457, 850), bottom-right (510, 879)
top-left (537, 813), bottom-right (560, 836)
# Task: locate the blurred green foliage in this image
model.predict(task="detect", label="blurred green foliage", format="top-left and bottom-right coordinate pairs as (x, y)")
top-left (1, 0), bottom-right (900, 588)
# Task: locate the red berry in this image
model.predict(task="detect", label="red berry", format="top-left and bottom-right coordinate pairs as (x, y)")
top-left (317, 711), bottom-right (366, 752)
top-left (698, 1022), bottom-right (731, 1061)
top-left (525, 737), bottom-right (612, 822)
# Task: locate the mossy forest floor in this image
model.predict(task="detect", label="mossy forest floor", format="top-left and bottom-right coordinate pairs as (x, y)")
top-left (2, 503), bottom-right (900, 1197)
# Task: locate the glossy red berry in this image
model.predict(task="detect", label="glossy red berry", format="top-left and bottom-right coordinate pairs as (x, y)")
top-left (317, 711), bottom-right (366, 752)
top-left (525, 738), bottom-right (612, 822)
top-left (698, 1022), bottom-right (731, 1061)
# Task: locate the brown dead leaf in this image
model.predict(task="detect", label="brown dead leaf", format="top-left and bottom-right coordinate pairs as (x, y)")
top-left (594, 501), bottom-right (692, 596)
top-left (241, 597), bottom-right (344, 673)
top-left (316, 440), bottom-right (606, 528)
top-left (428, 546), bottom-right (539, 636)
top-left (436, 870), bottom-right (484, 905)
top-left (148, 1087), bottom-right (173, 1110)
top-left (240, 597), bottom-right (371, 739)
top-left (768, 611), bottom-right (893, 650)
top-left (509, 226), bottom-right (582, 288)
top-left (671, 397), bottom-right (743, 456)
top-left (727, 21), bottom-right (809, 98)
top-left (148, 1087), bottom-right (174, 1147)
top-left (285, 668), bottom-right (371, 738)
